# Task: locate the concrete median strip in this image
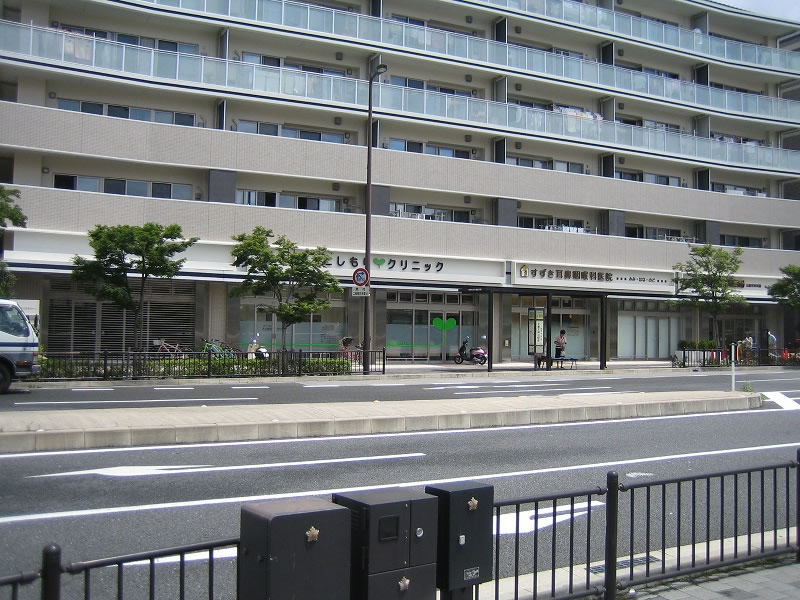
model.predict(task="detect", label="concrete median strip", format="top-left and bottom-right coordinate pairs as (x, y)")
top-left (0, 391), bottom-right (761, 453)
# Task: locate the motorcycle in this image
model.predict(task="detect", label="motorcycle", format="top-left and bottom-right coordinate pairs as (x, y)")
top-left (247, 338), bottom-right (270, 360)
top-left (453, 337), bottom-right (488, 365)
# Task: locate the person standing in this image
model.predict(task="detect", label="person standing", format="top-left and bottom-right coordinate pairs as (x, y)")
top-left (555, 329), bottom-right (567, 364)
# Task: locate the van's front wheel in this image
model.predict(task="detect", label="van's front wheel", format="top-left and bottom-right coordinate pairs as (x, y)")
top-left (0, 364), bottom-right (11, 394)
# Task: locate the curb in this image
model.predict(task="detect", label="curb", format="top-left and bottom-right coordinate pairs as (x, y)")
top-left (0, 394), bottom-right (761, 453)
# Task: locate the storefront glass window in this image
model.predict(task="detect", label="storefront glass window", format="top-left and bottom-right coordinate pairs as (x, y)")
top-left (387, 309), bottom-right (413, 358)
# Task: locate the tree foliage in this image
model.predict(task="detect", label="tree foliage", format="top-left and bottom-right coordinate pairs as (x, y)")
top-left (0, 184), bottom-right (28, 298)
top-left (230, 226), bottom-right (342, 349)
top-left (72, 223), bottom-right (198, 351)
top-left (768, 264), bottom-right (800, 309)
top-left (673, 244), bottom-right (746, 344)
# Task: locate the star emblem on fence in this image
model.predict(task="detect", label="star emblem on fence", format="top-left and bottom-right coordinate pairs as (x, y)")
top-left (397, 576), bottom-right (411, 591)
top-left (305, 526), bottom-right (319, 542)
top-left (468, 497), bottom-right (479, 511)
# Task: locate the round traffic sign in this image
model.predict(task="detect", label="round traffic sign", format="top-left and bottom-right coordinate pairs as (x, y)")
top-left (352, 267), bottom-right (370, 286)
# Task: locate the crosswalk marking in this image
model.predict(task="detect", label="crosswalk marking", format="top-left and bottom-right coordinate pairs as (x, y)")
top-left (762, 392), bottom-right (800, 410)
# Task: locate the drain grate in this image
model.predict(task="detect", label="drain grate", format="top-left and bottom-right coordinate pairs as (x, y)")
top-left (588, 555), bottom-right (661, 574)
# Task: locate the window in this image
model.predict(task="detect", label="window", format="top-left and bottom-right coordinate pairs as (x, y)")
top-left (107, 105), bottom-right (129, 119)
top-left (427, 85), bottom-right (471, 97)
top-left (236, 190), bottom-right (277, 207)
top-left (0, 305), bottom-right (29, 337)
top-left (712, 183), bottom-right (766, 197)
top-left (390, 76), bottom-right (425, 89)
top-left (54, 174), bottom-right (100, 192)
top-left (80, 102), bottom-right (103, 115)
top-left (645, 227), bottom-right (681, 240)
top-left (103, 179), bottom-right (126, 195)
top-left (391, 14), bottom-right (425, 27)
top-left (721, 235), bottom-right (764, 248)
top-left (644, 173), bottom-right (681, 187)
top-left (151, 182), bottom-right (192, 200)
top-left (242, 52), bottom-right (280, 66)
top-left (555, 160), bottom-right (583, 174)
top-left (643, 119), bottom-right (680, 134)
top-left (279, 194), bottom-right (340, 212)
top-left (389, 138), bottom-right (423, 153)
top-left (616, 170), bottom-right (643, 182)
top-left (507, 155), bottom-right (552, 169)
top-left (425, 144), bottom-right (470, 159)
top-left (57, 98), bottom-right (196, 127)
top-left (279, 127), bottom-right (345, 143)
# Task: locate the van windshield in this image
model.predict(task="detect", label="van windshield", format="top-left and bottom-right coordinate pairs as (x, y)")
top-left (0, 305), bottom-right (29, 338)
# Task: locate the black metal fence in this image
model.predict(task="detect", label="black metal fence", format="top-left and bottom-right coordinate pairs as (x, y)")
top-left (675, 347), bottom-right (800, 368)
top-left (35, 349), bottom-right (386, 381)
top-left (3, 453), bottom-right (797, 600)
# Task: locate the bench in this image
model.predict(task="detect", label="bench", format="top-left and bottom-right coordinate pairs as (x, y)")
top-left (553, 356), bottom-right (577, 369)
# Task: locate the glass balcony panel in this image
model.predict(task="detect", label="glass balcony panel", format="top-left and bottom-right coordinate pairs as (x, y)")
top-left (647, 75), bottom-right (665, 97)
top-left (598, 120), bottom-right (615, 143)
top-left (427, 29), bottom-right (447, 54)
top-left (630, 16), bottom-right (644, 38)
top-left (564, 56), bottom-right (582, 79)
top-left (709, 36), bottom-right (726, 58)
top-left (631, 71), bottom-right (648, 94)
top-left (563, 114), bottom-right (581, 137)
top-left (545, 0), bottom-right (563, 20)
top-left (487, 102), bottom-right (507, 126)
top-left (581, 4), bottom-right (598, 28)
top-left (679, 81), bottom-right (695, 104)
top-left (508, 45), bottom-right (526, 69)
top-left (123, 45), bottom-right (152, 75)
top-left (581, 118), bottom-right (599, 141)
top-left (359, 17), bottom-right (381, 42)
top-left (757, 96), bottom-right (772, 117)
top-left (183, 0), bottom-right (205, 9)
top-left (757, 146), bottom-right (774, 167)
top-left (94, 39), bottom-right (123, 71)
top-left (226, 61), bottom-right (253, 89)
top-left (695, 85), bottom-right (710, 107)
top-left (664, 25), bottom-right (679, 47)
top-left (597, 7), bottom-right (614, 31)
top-left (508, 0), bottom-right (524, 9)
top-left (726, 92), bottom-right (743, 113)
top-left (727, 143), bottom-right (743, 164)
top-left (581, 60), bottom-right (598, 83)
top-left (309, 6), bottom-right (334, 33)
top-left (154, 52), bottom-right (178, 78)
top-left (598, 63), bottom-right (615, 86)
top-left (563, 1), bottom-right (581, 23)
top-left (508, 105), bottom-right (525, 129)
top-left (405, 88), bottom-right (425, 114)
top-left (333, 12), bottom-right (358, 38)
top-left (202, 58), bottom-right (227, 85)
top-left (756, 46), bottom-right (773, 67)
top-left (646, 21), bottom-right (664, 44)
top-left (665, 132), bottom-right (681, 154)
top-left (178, 53), bottom-right (202, 82)
top-left (546, 53), bottom-right (564, 77)
top-left (788, 151), bottom-right (800, 171)
top-left (709, 87), bottom-right (726, 110)
top-left (726, 40), bottom-right (742, 63)
top-left (254, 66), bottom-right (280, 93)
top-left (528, 0), bottom-right (546, 15)
top-left (630, 126), bottom-right (647, 149)
top-left (383, 20), bottom-right (404, 46)
top-left (64, 35), bottom-right (94, 65)
top-left (426, 93), bottom-right (446, 117)
top-left (774, 98), bottom-right (788, 119)
top-left (741, 144), bottom-right (757, 166)
top-left (282, 70), bottom-right (307, 96)
top-left (448, 95), bottom-right (469, 121)
top-left (330, 77), bottom-right (356, 103)
top-left (257, 0), bottom-right (282, 23)
top-left (615, 68), bottom-right (632, 91)
top-left (206, 0), bottom-right (229, 16)
top-left (664, 78), bottom-right (682, 100)
top-left (447, 33), bottom-right (468, 59)
top-left (527, 109), bottom-right (547, 132)
top-left (488, 40), bottom-right (507, 66)
top-left (649, 130), bottom-right (666, 153)
top-left (741, 44), bottom-right (757, 63)
top-left (528, 49), bottom-right (546, 73)
top-left (789, 52), bottom-right (800, 72)
top-left (382, 85), bottom-right (404, 111)
top-left (616, 124), bottom-right (632, 146)
top-left (355, 80), bottom-right (368, 106)
top-left (546, 112), bottom-right (564, 135)
top-left (696, 138), bottom-right (712, 159)
top-left (680, 136), bottom-right (696, 157)
top-left (284, 2), bottom-right (308, 28)
top-left (0, 21), bottom-right (29, 53)
top-left (679, 29), bottom-right (695, 51)
top-left (230, 0), bottom-right (257, 19)
top-left (405, 24), bottom-right (426, 50)
top-left (614, 12), bottom-right (632, 36)
top-left (712, 140), bottom-right (727, 162)
top-left (307, 73), bottom-right (331, 100)
top-left (742, 94), bottom-right (758, 114)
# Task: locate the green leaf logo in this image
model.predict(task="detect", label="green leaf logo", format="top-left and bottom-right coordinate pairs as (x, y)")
top-left (432, 317), bottom-right (457, 331)
top-left (373, 257), bottom-right (386, 267)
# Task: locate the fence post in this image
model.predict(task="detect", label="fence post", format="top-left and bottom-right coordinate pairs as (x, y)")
top-left (41, 544), bottom-right (61, 600)
top-left (103, 350), bottom-right (108, 380)
top-left (298, 349), bottom-right (303, 376)
top-left (207, 349), bottom-right (212, 378)
top-left (382, 347), bottom-right (386, 375)
top-left (603, 472), bottom-right (619, 600)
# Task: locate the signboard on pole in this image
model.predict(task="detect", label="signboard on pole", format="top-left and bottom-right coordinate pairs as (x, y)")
top-left (353, 267), bottom-right (370, 287)
top-left (352, 286), bottom-right (370, 297)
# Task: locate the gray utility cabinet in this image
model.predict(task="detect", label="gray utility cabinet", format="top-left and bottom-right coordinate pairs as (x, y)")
top-left (238, 497), bottom-right (351, 600)
top-left (333, 489), bottom-right (438, 600)
top-left (424, 481), bottom-right (494, 594)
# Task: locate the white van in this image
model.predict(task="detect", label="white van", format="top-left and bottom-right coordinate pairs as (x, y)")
top-left (0, 299), bottom-right (40, 393)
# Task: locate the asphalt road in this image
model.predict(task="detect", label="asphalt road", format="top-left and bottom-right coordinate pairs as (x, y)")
top-left (2, 368), bottom-right (800, 410)
top-left (1, 400), bottom-right (798, 599)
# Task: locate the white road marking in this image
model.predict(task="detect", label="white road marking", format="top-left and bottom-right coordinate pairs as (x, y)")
top-left (562, 391), bottom-right (625, 396)
top-left (14, 397), bottom-right (258, 406)
top-left (494, 501), bottom-right (605, 535)
top-left (302, 384), bottom-right (340, 388)
top-left (762, 392), bottom-right (800, 410)
top-left (370, 383), bottom-right (407, 387)
top-left (625, 472), bottom-right (655, 478)
top-left (153, 387), bottom-right (194, 391)
top-left (455, 386), bottom-right (613, 395)
top-left (3, 441), bottom-right (797, 524)
top-left (738, 378), bottom-right (800, 383)
top-left (231, 386), bottom-right (270, 389)
top-left (70, 388), bottom-right (115, 392)
top-left (0, 409), bottom-right (786, 459)
top-left (29, 453), bottom-right (426, 478)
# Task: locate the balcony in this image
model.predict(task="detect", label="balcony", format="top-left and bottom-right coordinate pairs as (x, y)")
top-left (2, 20), bottom-right (799, 174)
top-left (122, 0), bottom-right (800, 121)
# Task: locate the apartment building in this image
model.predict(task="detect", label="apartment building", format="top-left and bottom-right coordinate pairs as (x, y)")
top-left (0, 0), bottom-right (799, 362)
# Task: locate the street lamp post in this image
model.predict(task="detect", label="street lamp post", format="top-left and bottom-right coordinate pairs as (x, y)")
top-left (363, 63), bottom-right (387, 375)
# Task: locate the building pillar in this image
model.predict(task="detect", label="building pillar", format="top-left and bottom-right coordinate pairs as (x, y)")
top-left (696, 221), bottom-right (721, 245)
top-left (495, 198), bottom-right (518, 227)
top-left (600, 209), bottom-right (625, 237)
top-left (208, 169), bottom-right (236, 203)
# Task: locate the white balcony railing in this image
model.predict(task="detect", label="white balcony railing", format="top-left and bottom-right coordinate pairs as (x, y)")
top-left (2, 19), bottom-right (800, 173)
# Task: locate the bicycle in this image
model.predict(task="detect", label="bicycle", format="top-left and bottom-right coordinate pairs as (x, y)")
top-left (156, 340), bottom-right (186, 356)
top-left (200, 338), bottom-right (236, 357)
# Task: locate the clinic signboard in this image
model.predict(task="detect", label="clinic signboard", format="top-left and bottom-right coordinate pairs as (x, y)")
top-left (512, 262), bottom-right (675, 294)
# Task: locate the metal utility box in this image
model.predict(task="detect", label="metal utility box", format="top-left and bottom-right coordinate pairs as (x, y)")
top-left (424, 481), bottom-right (494, 592)
top-left (238, 497), bottom-right (351, 600)
top-left (333, 489), bottom-right (438, 600)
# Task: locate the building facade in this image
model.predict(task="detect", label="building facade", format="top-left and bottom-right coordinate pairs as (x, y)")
top-left (0, 0), bottom-right (799, 362)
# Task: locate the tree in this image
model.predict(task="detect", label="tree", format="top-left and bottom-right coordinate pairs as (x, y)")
top-left (768, 265), bottom-right (800, 309)
top-left (673, 244), bottom-right (746, 345)
top-left (0, 184), bottom-right (28, 298)
top-left (72, 223), bottom-right (198, 352)
top-left (230, 227), bottom-right (342, 349)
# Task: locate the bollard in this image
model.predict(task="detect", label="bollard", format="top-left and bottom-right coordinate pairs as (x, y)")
top-left (40, 544), bottom-right (61, 600)
top-left (603, 472), bottom-right (619, 600)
